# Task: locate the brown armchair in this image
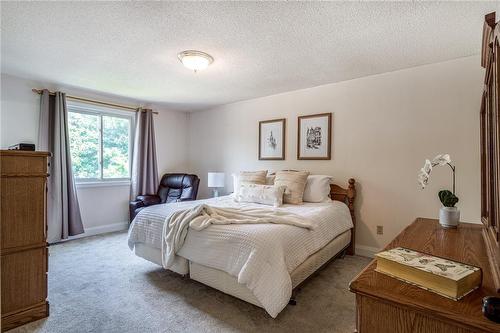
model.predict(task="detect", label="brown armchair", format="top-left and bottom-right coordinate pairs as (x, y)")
top-left (129, 173), bottom-right (200, 222)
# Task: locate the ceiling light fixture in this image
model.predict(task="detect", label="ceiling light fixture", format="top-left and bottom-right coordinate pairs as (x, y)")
top-left (177, 50), bottom-right (214, 72)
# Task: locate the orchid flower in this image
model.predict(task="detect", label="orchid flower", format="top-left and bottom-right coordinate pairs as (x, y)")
top-left (418, 170), bottom-right (429, 188)
top-left (417, 153), bottom-right (456, 194)
top-left (432, 154), bottom-right (451, 166)
top-left (423, 159), bottom-right (432, 174)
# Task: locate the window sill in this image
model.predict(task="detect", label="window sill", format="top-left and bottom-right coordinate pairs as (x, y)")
top-left (75, 180), bottom-right (131, 189)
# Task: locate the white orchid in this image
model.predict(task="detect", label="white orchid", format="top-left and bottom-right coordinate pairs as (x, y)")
top-left (418, 169), bottom-right (429, 188)
top-left (423, 159), bottom-right (432, 174)
top-left (417, 159), bottom-right (432, 188)
top-left (417, 153), bottom-right (456, 194)
top-left (432, 154), bottom-right (451, 166)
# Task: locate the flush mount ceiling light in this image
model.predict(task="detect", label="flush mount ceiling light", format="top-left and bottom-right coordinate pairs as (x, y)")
top-left (177, 50), bottom-right (214, 72)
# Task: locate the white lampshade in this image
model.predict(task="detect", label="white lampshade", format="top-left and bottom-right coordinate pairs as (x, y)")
top-left (207, 172), bottom-right (225, 188)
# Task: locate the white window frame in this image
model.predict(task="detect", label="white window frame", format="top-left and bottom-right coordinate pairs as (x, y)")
top-left (67, 101), bottom-right (135, 187)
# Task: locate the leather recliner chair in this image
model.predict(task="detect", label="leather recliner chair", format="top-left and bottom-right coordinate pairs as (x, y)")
top-left (129, 173), bottom-right (200, 222)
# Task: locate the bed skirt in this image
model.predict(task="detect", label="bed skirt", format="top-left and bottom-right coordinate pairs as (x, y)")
top-left (133, 229), bottom-right (351, 308)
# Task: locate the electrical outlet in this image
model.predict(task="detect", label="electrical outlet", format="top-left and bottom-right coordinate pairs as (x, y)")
top-left (376, 225), bottom-right (383, 235)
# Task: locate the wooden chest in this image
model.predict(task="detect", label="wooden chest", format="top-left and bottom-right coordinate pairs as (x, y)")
top-left (0, 150), bottom-right (50, 331)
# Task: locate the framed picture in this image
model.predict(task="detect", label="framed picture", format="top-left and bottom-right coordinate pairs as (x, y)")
top-left (259, 118), bottom-right (286, 160)
top-left (297, 113), bottom-right (332, 160)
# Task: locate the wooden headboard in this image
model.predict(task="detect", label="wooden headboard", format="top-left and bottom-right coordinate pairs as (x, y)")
top-left (330, 178), bottom-right (356, 255)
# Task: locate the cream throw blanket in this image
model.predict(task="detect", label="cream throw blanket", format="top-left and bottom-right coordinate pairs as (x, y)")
top-left (161, 204), bottom-right (313, 269)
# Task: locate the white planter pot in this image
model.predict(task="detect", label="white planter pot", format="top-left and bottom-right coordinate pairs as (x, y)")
top-left (439, 206), bottom-right (460, 228)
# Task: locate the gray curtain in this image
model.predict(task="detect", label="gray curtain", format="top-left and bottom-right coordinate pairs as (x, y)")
top-left (38, 90), bottom-right (84, 242)
top-left (131, 108), bottom-right (159, 199)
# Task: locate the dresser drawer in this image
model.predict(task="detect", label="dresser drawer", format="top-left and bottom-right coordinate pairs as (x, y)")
top-left (1, 177), bottom-right (47, 249)
top-left (1, 247), bottom-right (48, 315)
top-left (0, 154), bottom-right (48, 175)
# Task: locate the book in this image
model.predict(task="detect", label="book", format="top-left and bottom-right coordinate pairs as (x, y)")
top-left (375, 247), bottom-right (482, 301)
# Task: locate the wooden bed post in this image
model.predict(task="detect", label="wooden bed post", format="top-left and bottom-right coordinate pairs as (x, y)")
top-left (346, 178), bottom-right (356, 255)
top-left (329, 178), bottom-right (357, 255)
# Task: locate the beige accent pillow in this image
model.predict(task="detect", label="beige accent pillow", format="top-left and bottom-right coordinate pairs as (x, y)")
top-left (274, 170), bottom-right (310, 204)
top-left (235, 184), bottom-right (286, 207)
top-left (232, 170), bottom-right (267, 194)
top-left (265, 175), bottom-right (275, 185)
top-left (238, 170), bottom-right (267, 185)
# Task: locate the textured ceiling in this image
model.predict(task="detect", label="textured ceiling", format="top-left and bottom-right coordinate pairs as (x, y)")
top-left (1, 1), bottom-right (499, 111)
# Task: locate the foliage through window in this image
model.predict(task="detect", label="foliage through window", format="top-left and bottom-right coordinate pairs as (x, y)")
top-left (67, 103), bottom-right (133, 181)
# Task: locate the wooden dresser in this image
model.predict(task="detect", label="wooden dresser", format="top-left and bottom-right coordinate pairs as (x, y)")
top-left (350, 218), bottom-right (500, 333)
top-left (0, 150), bottom-right (50, 332)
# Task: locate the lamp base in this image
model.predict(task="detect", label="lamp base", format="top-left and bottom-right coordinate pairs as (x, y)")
top-left (212, 189), bottom-right (219, 198)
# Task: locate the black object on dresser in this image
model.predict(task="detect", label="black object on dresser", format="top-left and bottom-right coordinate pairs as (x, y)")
top-left (483, 297), bottom-right (500, 323)
top-left (8, 143), bottom-right (36, 151)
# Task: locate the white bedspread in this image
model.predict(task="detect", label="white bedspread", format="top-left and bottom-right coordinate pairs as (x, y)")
top-left (163, 204), bottom-right (314, 268)
top-left (128, 195), bottom-right (353, 318)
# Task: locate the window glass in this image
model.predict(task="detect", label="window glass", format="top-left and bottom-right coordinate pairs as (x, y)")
top-left (67, 105), bottom-right (133, 182)
top-left (102, 115), bottom-right (130, 179)
top-left (68, 112), bottom-right (101, 179)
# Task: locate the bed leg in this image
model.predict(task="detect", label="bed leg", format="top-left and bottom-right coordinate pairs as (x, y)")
top-left (289, 289), bottom-right (298, 305)
top-left (340, 249), bottom-right (347, 259)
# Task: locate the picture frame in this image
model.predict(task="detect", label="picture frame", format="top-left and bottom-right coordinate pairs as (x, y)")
top-left (297, 112), bottom-right (332, 160)
top-left (259, 118), bottom-right (286, 160)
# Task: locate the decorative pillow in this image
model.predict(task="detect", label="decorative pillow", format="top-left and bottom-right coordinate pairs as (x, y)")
top-left (232, 170), bottom-right (267, 194)
top-left (235, 183), bottom-right (286, 207)
top-left (265, 175), bottom-right (275, 185)
top-left (274, 170), bottom-right (310, 204)
top-left (303, 175), bottom-right (332, 202)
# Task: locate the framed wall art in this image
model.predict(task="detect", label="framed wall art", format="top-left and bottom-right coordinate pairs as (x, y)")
top-left (259, 118), bottom-right (286, 160)
top-left (297, 112), bottom-right (332, 160)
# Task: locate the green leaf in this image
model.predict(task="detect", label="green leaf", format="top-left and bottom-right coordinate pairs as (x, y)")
top-left (438, 190), bottom-right (459, 207)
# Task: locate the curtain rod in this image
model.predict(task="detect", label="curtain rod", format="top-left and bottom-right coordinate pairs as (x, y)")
top-left (31, 89), bottom-right (158, 114)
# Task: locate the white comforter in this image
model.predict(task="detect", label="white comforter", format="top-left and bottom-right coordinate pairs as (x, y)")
top-left (128, 195), bottom-right (353, 317)
top-left (163, 204), bottom-right (314, 269)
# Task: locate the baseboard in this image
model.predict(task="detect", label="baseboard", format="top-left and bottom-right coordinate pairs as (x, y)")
top-left (355, 245), bottom-right (380, 258)
top-left (66, 221), bottom-right (129, 241)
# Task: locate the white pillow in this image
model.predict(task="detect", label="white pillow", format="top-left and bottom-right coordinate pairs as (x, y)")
top-left (234, 184), bottom-right (286, 207)
top-left (303, 175), bottom-right (332, 203)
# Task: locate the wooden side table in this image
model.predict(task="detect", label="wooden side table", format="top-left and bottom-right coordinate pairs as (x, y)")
top-left (349, 218), bottom-right (500, 333)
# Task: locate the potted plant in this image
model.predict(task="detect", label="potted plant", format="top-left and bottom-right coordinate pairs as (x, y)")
top-left (418, 154), bottom-right (459, 228)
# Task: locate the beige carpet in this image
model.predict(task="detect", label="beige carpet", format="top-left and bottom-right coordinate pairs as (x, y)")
top-left (8, 231), bottom-right (371, 333)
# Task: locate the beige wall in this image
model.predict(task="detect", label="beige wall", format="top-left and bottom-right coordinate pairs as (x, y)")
top-left (188, 56), bottom-right (483, 255)
top-left (0, 73), bottom-right (190, 236)
top-left (1, 56), bottom-right (484, 251)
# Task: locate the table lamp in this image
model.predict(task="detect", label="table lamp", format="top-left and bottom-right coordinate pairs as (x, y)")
top-left (207, 172), bottom-right (225, 197)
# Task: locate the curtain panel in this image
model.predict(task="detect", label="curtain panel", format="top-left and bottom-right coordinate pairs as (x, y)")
top-left (131, 108), bottom-right (159, 199)
top-left (38, 90), bottom-right (84, 242)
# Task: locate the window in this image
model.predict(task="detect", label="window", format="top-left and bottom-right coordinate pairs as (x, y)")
top-left (67, 102), bottom-right (134, 183)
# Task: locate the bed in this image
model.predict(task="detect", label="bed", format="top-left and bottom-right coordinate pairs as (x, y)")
top-left (128, 178), bottom-right (356, 317)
